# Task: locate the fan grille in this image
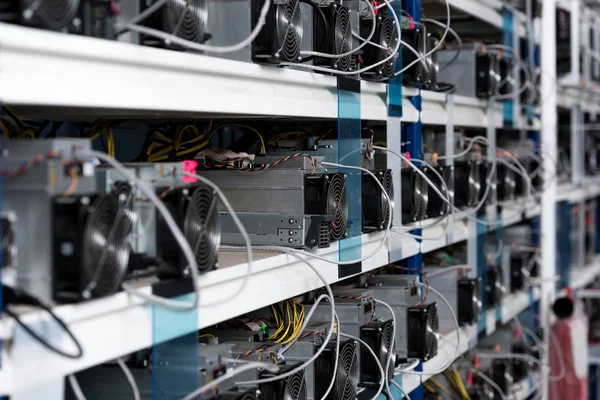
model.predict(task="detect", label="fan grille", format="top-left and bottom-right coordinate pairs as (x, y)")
top-left (379, 16), bottom-right (396, 77)
top-left (426, 304), bottom-right (439, 359)
top-left (468, 162), bottom-right (481, 206)
top-left (2, 216), bottom-right (15, 268)
top-left (283, 370), bottom-right (307, 400)
top-left (164, 0), bottom-right (208, 43)
top-left (82, 193), bottom-right (133, 296)
top-left (336, 341), bottom-right (359, 400)
top-left (184, 186), bottom-right (221, 272)
top-left (22, 0), bottom-right (80, 29)
top-left (333, 5), bottom-right (352, 71)
top-left (381, 321), bottom-right (395, 381)
top-left (327, 174), bottom-right (348, 240)
top-left (275, 0), bottom-right (302, 62)
top-left (381, 170), bottom-right (394, 229)
top-left (414, 169), bottom-right (429, 221)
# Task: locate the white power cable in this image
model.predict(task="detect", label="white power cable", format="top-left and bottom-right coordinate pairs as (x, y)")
top-left (75, 149), bottom-right (200, 311)
top-left (125, 0), bottom-right (271, 54)
top-left (391, 379), bottom-right (412, 399)
top-left (318, 313), bottom-right (341, 400)
top-left (426, 264), bottom-right (468, 278)
top-left (67, 358), bottom-right (140, 400)
top-left (395, 0), bottom-right (450, 76)
top-left (182, 361), bottom-right (280, 400)
top-left (373, 298), bottom-right (397, 396)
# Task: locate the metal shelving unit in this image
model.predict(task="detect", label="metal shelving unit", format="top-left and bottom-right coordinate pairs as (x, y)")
top-left (0, 0), bottom-right (599, 399)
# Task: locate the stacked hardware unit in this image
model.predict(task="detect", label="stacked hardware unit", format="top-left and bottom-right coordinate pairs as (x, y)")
top-left (478, 161), bottom-right (495, 205)
top-left (0, 0), bottom-right (120, 37)
top-left (101, 162), bottom-right (221, 277)
top-left (486, 265), bottom-right (506, 309)
top-left (424, 267), bottom-right (481, 330)
top-left (425, 165), bottom-right (453, 219)
top-left (360, 14), bottom-right (397, 79)
top-left (311, 289), bottom-right (396, 388)
top-left (401, 166), bottom-right (428, 224)
top-left (498, 58), bottom-right (515, 96)
top-left (401, 23), bottom-right (438, 89)
top-left (496, 163), bottom-right (516, 201)
top-left (368, 275), bottom-right (439, 360)
top-left (197, 156), bottom-right (348, 249)
top-left (311, 2), bottom-right (355, 72)
top-left (437, 46), bottom-right (500, 98)
top-left (490, 359), bottom-right (514, 399)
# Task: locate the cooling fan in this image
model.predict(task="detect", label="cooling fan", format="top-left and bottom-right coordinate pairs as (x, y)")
top-left (491, 360), bottom-right (513, 396)
top-left (486, 264), bottom-right (505, 308)
top-left (360, 319), bottom-right (395, 387)
top-left (457, 278), bottom-right (481, 325)
top-left (401, 167), bottom-right (428, 224)
top-left (496, 163), bottom-right (516, 201)
top-left (510, 253), bottom-right (529, 292)
top-left (424, 165), bottom-right (452, 219)
top-left (478, 161), bottom-right (495, 205)
top-left (418, 32), bottom-right (439, 90)
top-left (157, 184), bottom-right (220, 276)
top-left (259, 364), bottom-right (307, 400)
top-left (141, 0), bottom-right (209, 47)
top-left (252, 0), bottom-right (302, 63)
top-left (315, 340), bottom-right (359, 400)
top-left (454, 160), bottom-right (481, 209)
top-left (1, 213), bottom-right (16, 268)
top-left (305, 173), bottom-right (348, 241)
top-left (362, 169), bottom-right (394, 233)
top-left (53, 186), bottom-right (135, 302)
top-left (312, 3), bottom-right (353, 71)
top-left (361, 15), bottom-right (396, 78)
top-left (17, 0), bottom-right (80, 30)
top-left (476, 52), bottom-right (501, 98)
top-left (407, 303), bottom-right (439, 361)
top-left (215, 389), bottom-right (257, 400)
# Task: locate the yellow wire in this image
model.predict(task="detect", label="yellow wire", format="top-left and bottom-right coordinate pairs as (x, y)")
top-left (268, 131), bottom-right (308, 145)
top-left (152, 130), bottom-right (172, 143)
top-left (199, 334), bottom-right (215, 339)
top-left (210, 124), bottom-right (266, 155)
top-left (423, 382), bottom-right (436, 393)
top-left (429, 378), bottom-right (449, 393)
top-left (452, 369), bottom-right (470, 400)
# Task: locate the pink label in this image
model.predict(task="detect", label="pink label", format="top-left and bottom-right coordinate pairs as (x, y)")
top-left (182, 160), bottom-right (198, 183)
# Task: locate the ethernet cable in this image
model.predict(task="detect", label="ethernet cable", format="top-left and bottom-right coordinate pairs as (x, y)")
top-left (124, 0), bottom-right (271, 54)
top-left (75, 149), bottom-right (202, 311)
top-left (394, 0), bottom-right (450, 76)
top-left (280, 0), bottom-right (402, 76)
top-left (396, 283), bottom-right (460, 376)
top-left (341, 332), bottom-right (386, 400)
top-left (68, 358), bottom-right (140, 400)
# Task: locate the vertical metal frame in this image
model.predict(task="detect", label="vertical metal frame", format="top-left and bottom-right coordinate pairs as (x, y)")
top-left (571, 0), bottom-right (581, 84)
top-left (502, 9), bottom-right (515, 126)
top-left (445, 94), bottom-right (455, 244)
top-left (582, 7), bottom-right (591, 85)
top-left (571, 105), bottom-right (585, 184)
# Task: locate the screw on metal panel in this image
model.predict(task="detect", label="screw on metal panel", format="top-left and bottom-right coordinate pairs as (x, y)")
top-left (288, 238), bottom-right (294, 243)
top-left (289, 219), bottom-right (295, 225)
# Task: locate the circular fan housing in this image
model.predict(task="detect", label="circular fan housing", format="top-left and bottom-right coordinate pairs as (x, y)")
top-left (413, 168), bottom-right (429, 221)
top-left (21, 0), bottom-right (80, 29)
top-left (336, 341), bottom-right (359, 400)
top-left (378, 16), bottom-right (396, 78)
top-left (332, 5), bottom-right (352, 71)
top-left (468, 161), bottom-right (482, 206)
top-left (184, 186), bottom-right (221, 272)
top-left (381, 169), bottom-right (394, 229)
top-left (284, 370), bottom-right (308, 400)
top-left (327, 174), bottom-right (348, 241)
top-left (425, 304), bottom-right (439, 359)
top-left (497, 164), bottom-right (516, 201)
top-left (82, 193), bottom-right (133, 297)
top-left (381, 321), bottom-right (395, 381)
top-left (275, 0), bottom-right (303, 62)
top-left (165, 0), bottom-right (208, 43)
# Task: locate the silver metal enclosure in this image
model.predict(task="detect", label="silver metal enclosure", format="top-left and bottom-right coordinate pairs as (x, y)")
top-left (437, 47), bottom-right (501, 98)
top-left (367, 275), bottom-right (421, 358)
top-left (205, 0), bottom-right (253, 62)
top-left (2, 139), bottom-right (95, 302)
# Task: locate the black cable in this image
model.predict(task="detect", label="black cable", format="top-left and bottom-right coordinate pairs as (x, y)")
top-left (3, 285), bottom-right (84, 359)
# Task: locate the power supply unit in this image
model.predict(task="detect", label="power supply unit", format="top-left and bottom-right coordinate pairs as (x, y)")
top-left (401, 166), bottom-right (428, 224)
top-left (197, 157), bottom-right (348, 248)
top-left (454, 160), bottom-right (481, 209)
top-left (425, 268), bottom-right (481, 330)
top-left (491, 359), bottom-right (514, 398)
top-left (401, 25), bottom-right (438, 89)
top-left (496, 163), bottom-right (516, 201)
top-left (368, 275), bottom-right (439, 360)
top-left (203, 0), bottom-right (253, 62)
top-left (251, 0), bottom-right (303, 64)
top-left (101, 162), bottom-right (221, 276)
top-left (360, 14), bottom-right (397, 79)
top-left (437, 47), bottom-right (500, 98)
top-left (362, 169), bottom-right (394, 233)
top-left (310, 288), bottom-right (395, 388)
top-left (228, 342), bottom-right (283, 386)
top-left (486, 265), bottom-right (506, 309)
top-left (2, 139), bottom-right (102, 302)
top-left (311, 3), bottom-right (354, 72)
top-left (1, 0), bottom-right (119, 37)
top-left (283, 323), bottom-right (359, 400)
